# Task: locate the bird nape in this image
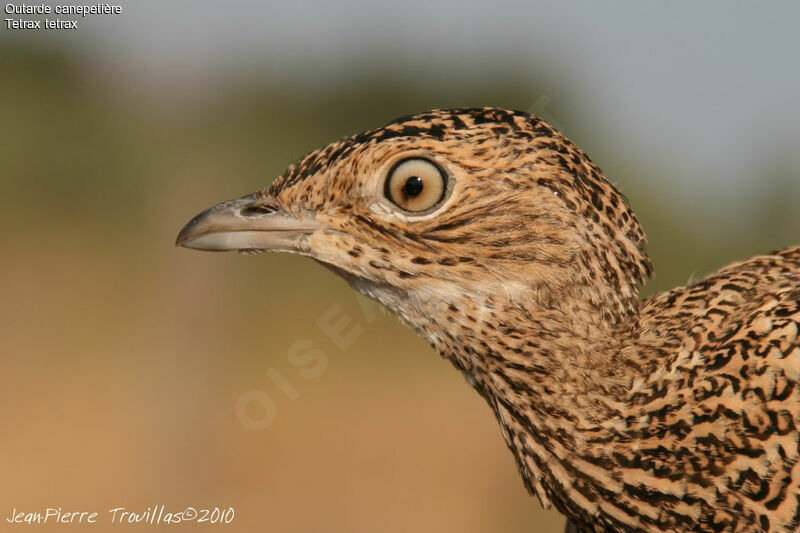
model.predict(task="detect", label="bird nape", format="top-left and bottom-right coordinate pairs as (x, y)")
top-left (176, 107), bottom-right (800, 533)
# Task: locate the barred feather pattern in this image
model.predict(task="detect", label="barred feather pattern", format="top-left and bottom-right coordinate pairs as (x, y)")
top-left (258, 108), bottom-right (800, 532)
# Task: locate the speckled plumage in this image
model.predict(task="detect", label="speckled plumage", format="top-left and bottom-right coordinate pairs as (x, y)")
top-left (178, 108), bottom-right (800, 532)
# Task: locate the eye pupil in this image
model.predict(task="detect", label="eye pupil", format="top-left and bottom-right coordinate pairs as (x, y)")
top-left (403, 176), bottom-right (424, 197)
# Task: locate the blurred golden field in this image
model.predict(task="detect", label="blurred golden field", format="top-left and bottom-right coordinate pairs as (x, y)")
top-left (0, 40), bottom-right (798, 533)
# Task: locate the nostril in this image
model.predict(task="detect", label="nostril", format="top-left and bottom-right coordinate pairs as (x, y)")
top-left (240, 204), bottom-right (278, 217)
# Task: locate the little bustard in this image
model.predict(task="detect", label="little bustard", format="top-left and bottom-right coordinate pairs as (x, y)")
top-left (177, 108), bottom-right (800, 532)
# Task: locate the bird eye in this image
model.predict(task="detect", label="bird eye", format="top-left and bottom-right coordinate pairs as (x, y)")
top-left (384, 158), bottom-right (447, 213)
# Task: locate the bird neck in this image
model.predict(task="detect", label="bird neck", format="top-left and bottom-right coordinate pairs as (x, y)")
top-left (394, 280), bottom-right (650, 524)
top-left (415, 280), bottom-right (642, 404)
top-left (348, 271), bottom-right (656, 527)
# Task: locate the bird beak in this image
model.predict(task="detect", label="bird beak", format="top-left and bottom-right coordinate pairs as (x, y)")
top-left (175, 193), bottom-right (320, 253)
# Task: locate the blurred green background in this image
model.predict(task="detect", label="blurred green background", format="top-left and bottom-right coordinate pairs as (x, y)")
top-left (1, 2), bottom-right (799, 532)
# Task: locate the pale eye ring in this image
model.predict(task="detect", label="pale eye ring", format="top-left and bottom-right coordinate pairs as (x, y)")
top-left (384, 158), bottom-right (447, 213)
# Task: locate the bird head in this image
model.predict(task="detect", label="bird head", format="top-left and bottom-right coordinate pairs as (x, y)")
top-left (177, 108), bottom-right (652, 327)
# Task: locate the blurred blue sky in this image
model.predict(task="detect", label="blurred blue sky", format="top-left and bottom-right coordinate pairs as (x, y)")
top-left (5, 1), bottom-right (800, 192)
